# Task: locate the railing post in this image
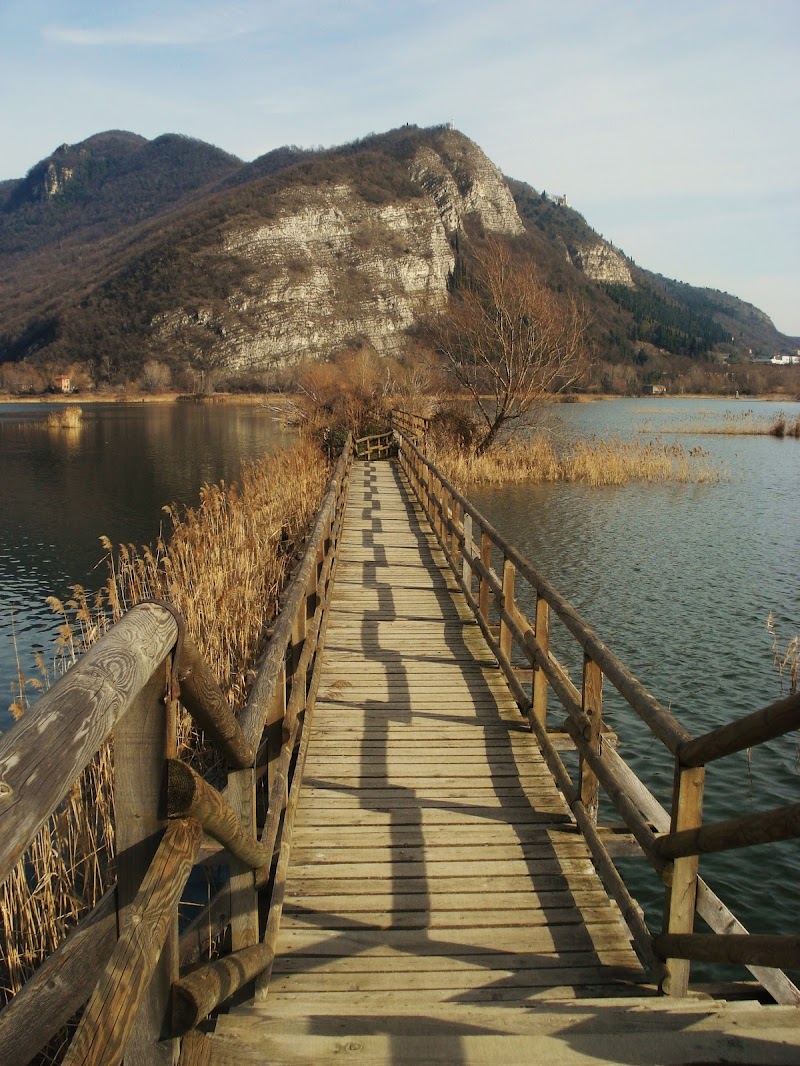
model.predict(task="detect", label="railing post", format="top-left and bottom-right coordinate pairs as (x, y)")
top-left (532, 597), bottom-right (550, 728)
top-left (479, 532), bottom-right (491, 623)
top-left (451, 499), bottom-right (462, 571)
top-left (227, 762), bottom-right (259, 955)
top-left (662, 762), bottom-right (706, 996)
top-left (290, 581), bottom-right (307, 678)
top-left (500, 558), bottom-right (515, 662)
top-left (462, 512), bottom-right (473, 592)
top-left (114, 657), bottom-right (177, 1065)
top-left (579, 656), bottom-right (603, 826)
top-left (265, 662), bottom-right (287, 797)
top-left (443, 487), bottom-right (452, 556)
top-left (434, 477), bottom-right (444, 541)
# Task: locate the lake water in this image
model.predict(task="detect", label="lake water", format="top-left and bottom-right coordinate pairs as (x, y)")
top-left (468, 396), bottom-right (800, 955)
top-left (0, 401), bottom-right (291, 726)
top-left (1, 395), bottom-right (798, 975)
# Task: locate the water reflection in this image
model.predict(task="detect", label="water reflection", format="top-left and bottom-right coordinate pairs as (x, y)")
top-left (2, 395), bottom-right (798, 964)
top-left (471, 396), bottom-right (800, 953)
top-left (0, 402), bottom-right (292, 727)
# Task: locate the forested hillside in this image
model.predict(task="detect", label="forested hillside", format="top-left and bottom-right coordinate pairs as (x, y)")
top-left (0, 124), bottom-right (796, 395)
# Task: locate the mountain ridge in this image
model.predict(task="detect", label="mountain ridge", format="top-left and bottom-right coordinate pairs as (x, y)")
top-left (1, 124), bottom-right (796, 390)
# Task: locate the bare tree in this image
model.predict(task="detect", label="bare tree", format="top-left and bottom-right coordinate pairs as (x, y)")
top-left (430, 239), bottom-right (589, 454)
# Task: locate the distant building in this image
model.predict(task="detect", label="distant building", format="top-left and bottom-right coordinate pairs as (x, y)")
top-left (55, 375), bottom-right (71, 393)
top-left (552, 194), bottom-right (569, 207)
top-left (770, 354), bottom-right (800, 366)
top-left (642, 384), bottom-right (667, 396)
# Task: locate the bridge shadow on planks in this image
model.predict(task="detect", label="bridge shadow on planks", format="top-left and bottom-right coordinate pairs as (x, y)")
top-left (267, 461), bottom-right (650, 1062)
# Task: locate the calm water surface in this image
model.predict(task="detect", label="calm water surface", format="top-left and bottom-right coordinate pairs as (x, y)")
top-left (1, 396), bottom-right (798, 971)
top-left (470, 397), bottom-right (800, 953)
top-left (0, 402), bottom-right (291, 726)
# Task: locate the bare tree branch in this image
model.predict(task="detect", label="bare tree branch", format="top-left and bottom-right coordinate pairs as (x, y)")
top-left (429, 238), bottom-right (590, 454)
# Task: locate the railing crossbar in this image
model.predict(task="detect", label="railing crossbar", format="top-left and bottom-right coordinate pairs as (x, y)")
top-left (393, 417), bottom-right (800, 1004)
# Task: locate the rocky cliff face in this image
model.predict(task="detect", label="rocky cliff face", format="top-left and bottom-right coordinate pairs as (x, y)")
top-left (569, 240), bottom-right (633, 286)
top-left (7, 123), bottom-right (785, 378)
top-left (409, 131), bottom-right (525, 238)
top-left (157, 131), bottom-right (525, 371)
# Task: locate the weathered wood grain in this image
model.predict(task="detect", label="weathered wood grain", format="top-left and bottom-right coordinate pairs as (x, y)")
top-left (0, 603), bottom-right (177, 883)
top-left (262, 459), bottom-right (648, 1019)
top-left (177, 637), bottom-right (254, 769)
top-left (0, 890), bottom-right (117, 1066)
top-left (167, 759), bottom-right (270, 868)
top-left (113, 659), bottom-right (174, 1066)
top-left (63, 818), bottom-right (201, 1066)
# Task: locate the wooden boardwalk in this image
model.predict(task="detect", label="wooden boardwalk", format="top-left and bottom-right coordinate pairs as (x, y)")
top-left (200, 460), bottom-right (800, 1063)
top-left (252, 460), bottom-right (650, 1014)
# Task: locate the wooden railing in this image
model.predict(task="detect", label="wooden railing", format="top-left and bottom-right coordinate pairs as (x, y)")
top-left (393, 423), bottom-right (800, 1004)
top-left (391, 408), bottom-right (429, 446)
top-left (0, 437), bottom-right (353, 1065)
top-left (354, 429), bottom-right (395, 461)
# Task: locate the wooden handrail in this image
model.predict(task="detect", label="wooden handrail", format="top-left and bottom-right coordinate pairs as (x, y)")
top-left (678, 690), bottom-right (800, 768)
top-left (5, 420), bottom-right (800, 1054)
top-left (654, 801), bottom-right (800, 860)
top-left (395, 428), bottom-right (691, 755)
top-left (177, 637), bottom-right (255, 768)
top-left (393, 417), bottom-right (800, 1003)
top-left (653, 933), bottom-right (800, 971)
top-left (0, 602), bottom-right (179, 884)
top-left (63, 819), bottom-right (201, 1066)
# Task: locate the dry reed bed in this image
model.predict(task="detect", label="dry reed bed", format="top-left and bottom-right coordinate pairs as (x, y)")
top-left (45, 406), bottom-right (83, 430)
top-left (430, 434), bottom-right (722, 487)
top-left (669, 410), bottom-right (800, 438)
top-left (1, 437), bottom-right (327, 1004)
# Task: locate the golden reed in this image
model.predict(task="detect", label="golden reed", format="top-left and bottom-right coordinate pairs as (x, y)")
top-left (1, 438), bottom-right (327, 1007)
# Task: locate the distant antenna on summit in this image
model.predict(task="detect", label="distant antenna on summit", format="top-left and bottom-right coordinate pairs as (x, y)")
top-left (447, 119), bottom-right (455, 130)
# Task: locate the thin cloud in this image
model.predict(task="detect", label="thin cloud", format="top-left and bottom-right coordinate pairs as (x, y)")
top-left (41, 3), bottom-right (272, 48)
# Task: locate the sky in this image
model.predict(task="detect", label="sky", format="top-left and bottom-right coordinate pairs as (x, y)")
top-left (1, 0), bottom-right (798, 336)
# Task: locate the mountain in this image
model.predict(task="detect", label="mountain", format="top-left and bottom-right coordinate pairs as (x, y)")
top-left (0, 124), bottom-right (796, 388)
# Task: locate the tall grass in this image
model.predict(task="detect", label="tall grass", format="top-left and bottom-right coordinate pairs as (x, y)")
top-left (1, 437), bottom-right (328, 1009)
top-left (429, 434), bottom-right (722, 487)
top-left (768, 613), bottom-right (799, 695)
top-left (670, 410), bottom-right (800, 438)
top-left (46, 406), bottom-right (83, 430)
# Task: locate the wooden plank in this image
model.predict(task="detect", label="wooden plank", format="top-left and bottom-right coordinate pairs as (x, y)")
top-left (279, 858), bottom-right (597, 880)
top-left (63, 819), bottom-right (201, 1066)
top-left (274, 922), bottom-right (637, 957)
top-left (267, 964), bottom-right (646, 994)
top-left (290, 826), bottom-right (578, 847)
top-left (250, 460), bottom-right (646, 1032)
top-left (293, 808), bottom-right (571, 827)
top-left (289, 845), bottom-right (598, 867)
top-left (282, 873), bottom-right (603, 896)
top-left (271, 949), bottom-right (640, 974)
top-left (114, 661), bottom-right (173, 1066)
top-left (256, 985), bottom-right (649, 1010)
top-left (282, 889), bottom-right (613, 913)
top-left (277, 905), bottom-right (624, 932)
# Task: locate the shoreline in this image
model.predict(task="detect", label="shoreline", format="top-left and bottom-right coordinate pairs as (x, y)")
top-left (0, 391), bottom-right (292, 406)
top-left (0, 390), bottom-right (797, 407)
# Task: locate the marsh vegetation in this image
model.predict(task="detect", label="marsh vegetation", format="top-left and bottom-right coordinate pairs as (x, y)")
top-left (1, 438), bottom-right (327, 1007)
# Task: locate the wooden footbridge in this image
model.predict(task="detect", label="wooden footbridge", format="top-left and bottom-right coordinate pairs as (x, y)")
top-left (2, 414), bottom-right (800, 1064)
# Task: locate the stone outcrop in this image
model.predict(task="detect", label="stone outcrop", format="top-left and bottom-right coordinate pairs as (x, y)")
top-left (409, 131), bottom-right (524, 238)
top-left (569, 240), bottom-right (634, 286)
top-left (157, 132), bottom-right (525, 372)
